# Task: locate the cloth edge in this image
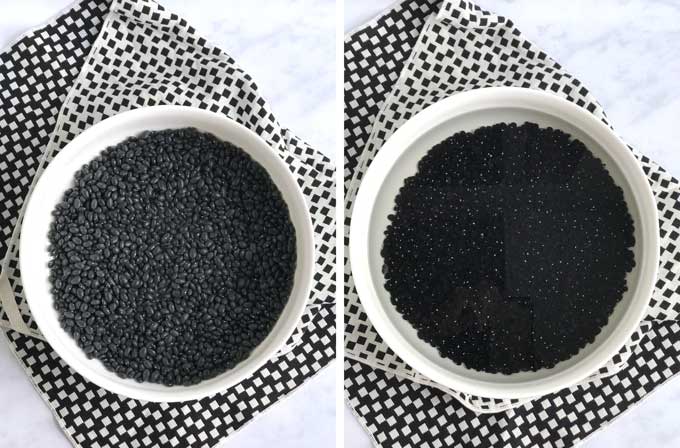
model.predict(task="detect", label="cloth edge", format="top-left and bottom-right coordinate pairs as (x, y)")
top-left (0, 0), bottom-right (84, 55)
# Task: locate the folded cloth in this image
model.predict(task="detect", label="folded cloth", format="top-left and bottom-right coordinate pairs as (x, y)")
top-left (0, 0), bottom-right (335, 446)
top-left (344, 0), bottom-right (680, 446)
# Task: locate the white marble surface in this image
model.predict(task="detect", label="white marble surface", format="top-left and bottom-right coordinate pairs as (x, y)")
top-left (0, 0), bottom-right (336, 447)
top-left (344, 0), bottom-right (680, 447)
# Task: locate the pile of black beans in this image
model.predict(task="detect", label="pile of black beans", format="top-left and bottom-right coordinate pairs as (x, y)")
top-left (382, 122), bottom-right (635, 374)
top-left (48, 128), bottom-right (296, 386)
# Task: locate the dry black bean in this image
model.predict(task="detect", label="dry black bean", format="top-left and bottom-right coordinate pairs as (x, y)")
top-left (48, 128), bottom-right (296, 386)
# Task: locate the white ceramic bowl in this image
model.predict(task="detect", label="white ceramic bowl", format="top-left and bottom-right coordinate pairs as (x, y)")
top-left (20, 105), bottom-right (315, 402)
top-left (350, 87), bottom-right (659, 399)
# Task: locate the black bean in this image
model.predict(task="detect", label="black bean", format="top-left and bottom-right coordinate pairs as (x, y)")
top-left (47, 128), bottom-right (296, 386)
top-left (382, 122), bottom-right (635, 374)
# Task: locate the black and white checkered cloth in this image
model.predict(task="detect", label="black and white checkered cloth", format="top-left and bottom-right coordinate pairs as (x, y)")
top-left (344, 0), bottom-right (680, 446)
top-left (0, 0), bottom-right (335, 446)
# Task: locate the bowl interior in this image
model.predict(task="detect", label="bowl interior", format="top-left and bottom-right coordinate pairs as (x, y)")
top-left (20, 106), bottom-right (314, 402)
top-left (356, 89), bottom-right (658, 398)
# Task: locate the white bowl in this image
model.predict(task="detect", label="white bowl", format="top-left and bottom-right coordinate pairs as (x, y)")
top-left (20, 106), bottom-right (315, 402)
top-left (350, 87), bottom-right (659, 399)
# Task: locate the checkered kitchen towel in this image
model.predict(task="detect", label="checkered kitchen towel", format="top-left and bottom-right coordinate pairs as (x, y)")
top-left (344, 0), bottom-right (680, 446)
top-left (0, 0), bottom-right (335, 446)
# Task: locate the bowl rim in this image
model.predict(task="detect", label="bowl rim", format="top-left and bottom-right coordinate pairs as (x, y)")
top-left (349, 86), bottom-right (660, 399)
top-left (20, 105), bottom-right (315, 402)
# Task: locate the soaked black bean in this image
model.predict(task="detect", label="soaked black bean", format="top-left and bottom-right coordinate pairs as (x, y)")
top-left (382, 122), bottom-right (635, 374)
top-left (48, 128), bottom-right (296, 386)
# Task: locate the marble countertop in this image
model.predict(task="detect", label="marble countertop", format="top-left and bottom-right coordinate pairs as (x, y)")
top-left (0, 1), bottom-right (335, 447)
top-left (345, 0), bottom-right (680, 447)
